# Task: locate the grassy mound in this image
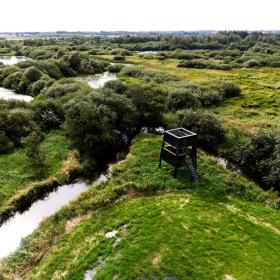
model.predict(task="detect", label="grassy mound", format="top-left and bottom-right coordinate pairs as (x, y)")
top-left (1, 134), bottom-right (280, 280)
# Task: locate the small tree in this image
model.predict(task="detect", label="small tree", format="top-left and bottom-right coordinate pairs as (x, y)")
top-left (22, 131), bottom-right (46, 178)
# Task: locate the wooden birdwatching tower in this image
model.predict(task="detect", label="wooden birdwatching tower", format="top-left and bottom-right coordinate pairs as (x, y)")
top-left (159, 128), bottom-right (200, 182)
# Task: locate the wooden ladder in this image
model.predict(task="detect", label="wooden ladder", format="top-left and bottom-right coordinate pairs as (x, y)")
top-left (185, 158), bottom-right (200, 183)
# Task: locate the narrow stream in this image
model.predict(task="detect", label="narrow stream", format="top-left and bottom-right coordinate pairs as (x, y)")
top-left (0, 171), bottom-right (111, 259)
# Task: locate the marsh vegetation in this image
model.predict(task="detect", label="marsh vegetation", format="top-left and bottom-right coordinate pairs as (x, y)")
top-left (0, 32), bottom-right (280, 279)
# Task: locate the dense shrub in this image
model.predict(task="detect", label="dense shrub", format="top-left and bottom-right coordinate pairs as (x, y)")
top-left (106, 63), bottom-right (124, 73)
top-left (29, 79), bottom-right (48, 96)
top-left (166, 88), bottom-right (201, 111)
top-left (2, 71), bottom-right (30, 93)
top-left (195, 90), bottom-right (224, 106)
top-left (68, 52), bottom-right (82, 70)
top-left (23, 66), bottom-right (42, 82)
top-left (178, 60), bottom-right (209, 69)
top-left (87, 49), bottom-right (98, 55)
top-left (110, 48), bottom-right (132, 56)
top-left (173, 110), bottom-right (226, 149)
top-left (0, 131), bottom-right (14, 153)
top-left (79, 58), bottom-right (108, 75)
top-left (22, 131), bottom-right (46, 177)
top-left (4, 109), bottom-right (38, 146)
top-left (226, 132), bottom-right (280, 189)
top-left (177, 59), bottom-right (232, 70)
top-left (0, 107), bottom-right (40, 153)
top-left (0, 66), bottom-right (19, 86)
top-left (45, 83), bottom-right (82, 99)
top-left (64, 90), bottom-right (137, 161)
top-left (243, 59), bottom-right (261, 68)
top-left (124, 84), bottom-right (165, 127)
top-left (120, 66), bottom-right (178, 83)
top-left (104, 80), bottom-right (128, 94)
top-left (216, 80), bottom-right (241, 98)
top-left (33, 100), bottom-right (64, 130)
top-left (114, 55), bottom-right (125, 61)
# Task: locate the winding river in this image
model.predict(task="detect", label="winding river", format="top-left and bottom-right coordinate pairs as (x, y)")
top-left (0, 172), bottom-right (111, 259)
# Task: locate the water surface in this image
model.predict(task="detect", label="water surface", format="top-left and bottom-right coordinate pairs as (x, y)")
top-left (0, 56), bottom-right (29, 65)
top-left (79, 72), bottom-right (117, 89)
top-left (0, 87), bottom-right (33, 102)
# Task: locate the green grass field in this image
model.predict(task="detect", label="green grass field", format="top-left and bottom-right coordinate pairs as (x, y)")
top-left (101, 54), bottom-right (280, 135)
top-left (1, 134), bottom-right (279, 280)
top-left (0, 130), bottom-right (71, 209)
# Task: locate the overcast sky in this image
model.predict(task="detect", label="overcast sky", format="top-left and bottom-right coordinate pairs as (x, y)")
top-left (1, 0), bottom-right (280, 32)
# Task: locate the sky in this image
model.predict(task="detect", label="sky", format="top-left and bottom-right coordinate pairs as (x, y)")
top-left (1, 0), bottom-right (280, 32)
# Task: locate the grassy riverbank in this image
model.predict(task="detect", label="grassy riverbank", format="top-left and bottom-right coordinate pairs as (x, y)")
top-left (1, 134), bottom-right (279, 280)
top-left (0, 130), bottom-right (74, 211)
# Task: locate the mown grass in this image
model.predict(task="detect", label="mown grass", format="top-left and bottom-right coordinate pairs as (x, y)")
top-left (1, 134), bottom-right (279, 279)
top-left (0, 130), bottom-right (71, 209)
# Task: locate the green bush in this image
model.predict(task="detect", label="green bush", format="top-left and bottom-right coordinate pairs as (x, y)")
top-left (104, 80), bottom-right (128, 94)
top-left (24, 66), bottom-right (43, 82)
top-left (64, 90), bottom-right (137, 161)
top-left (45, 83), bottom-right (81, 99)
top-left (33, 100), bottom-right (64, 130)
top-left (173, 110), bottom-right (226, 150)
top-left (166, 88), bottom-right (201, 111)
top-left (120, 66), bottom-right (178, 83)
top-left (124, 84), bottom-right (165, 127)
top-left (216, 80), bottom-right (241, 98)
top-left (106, 63), bottom-right (124, 73)
top-left (0, 131), bottom-right (14, 153)
top-left (113, 55), bottom-right (125, 61)
top-left (196, 90), bottom-right (224, 106)
top-left (243, 59), bottom-right (260, 68)
top-left (29, 79), bottom-right (48, 96)
top-left (225, 132), bottom-right (280, 190)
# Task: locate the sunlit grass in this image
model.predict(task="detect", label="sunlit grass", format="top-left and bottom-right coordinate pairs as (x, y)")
top-left (1, 134), bottom-right (279, 280)
top-left (0, 130), bottom-right (71, 208)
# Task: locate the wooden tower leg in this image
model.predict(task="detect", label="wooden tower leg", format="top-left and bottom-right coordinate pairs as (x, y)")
top-left (191, 143), bottom-right (197, 168)
top-left (158, 141), bottom-right (165, 168)
top-left (173, 166), bottom-right (178, 177)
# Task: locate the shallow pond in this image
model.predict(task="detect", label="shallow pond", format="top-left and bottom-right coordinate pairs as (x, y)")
top-left (0, 171), bottom-right (111, 259)
top-left (0, 56), bottom-right (29, 65)
top-left (137, 51), bottom-right (159, 54)
top-left (79, 72), bottom-right (117, 89)
top-left (0, 87), bottom-right (33, 102)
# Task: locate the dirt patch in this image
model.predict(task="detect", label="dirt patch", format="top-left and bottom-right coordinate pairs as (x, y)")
top-left (152, 252), bottom-right (161, 267)
top-left (65, 211), bottom-right (93, 234)
top-left (181, 223), bottom-right (189, 231)
top-left (225, 204), bottom-right (240, 213)
top-left (178, 197), bottom-right (190, 208)
top-left (224, 274), bottom-right (236, 280)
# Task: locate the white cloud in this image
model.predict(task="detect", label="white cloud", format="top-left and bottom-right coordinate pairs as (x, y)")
top-left (1, 0), bottom-right (280, 32)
